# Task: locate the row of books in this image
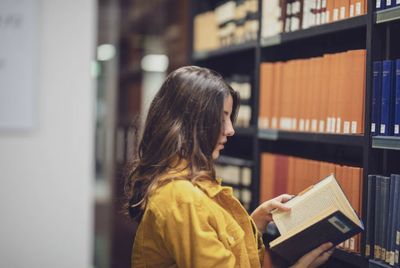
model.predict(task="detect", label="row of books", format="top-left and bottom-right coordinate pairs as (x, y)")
top-left (258, 49), bottom-right (366, 134)
top-left (260, 153), bottom-right (363, 253)
top-left (193, 0), bottom-right (259, 52)
top-left (366, 174), bottom-right (400, 267)
top-left (376, 0), bottom-right (400, 10)
top-left (262, 0), bottom-right (367, 38)
top-left (215, 163), bottom-right (252, 210)
top-left (228, 75), bottom-right (252, 127)
top-left (371, 60), bottom-right (400, 136)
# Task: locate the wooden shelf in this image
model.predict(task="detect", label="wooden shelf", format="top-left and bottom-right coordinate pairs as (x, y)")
top-left (258, 129), bottom-right (365, 147)
top-left (372, 136), bottom-right (400, 150)
top-left (192, 41), bottom-right (257, 61)
top-left (261, 15), bottom-right (367, 47)
top-left (216, 155), bottom-right (254, 167)
top-left (375, 6), bottom-right (400, 24)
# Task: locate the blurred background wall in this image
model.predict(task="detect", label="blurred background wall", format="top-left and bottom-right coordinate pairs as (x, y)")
top-left (0, 0), bottom-right (188, 267)
top-left (0, 0), bottom-right (96, 267)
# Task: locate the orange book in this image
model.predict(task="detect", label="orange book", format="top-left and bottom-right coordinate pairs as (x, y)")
top-left (336, 52), bottom-right (347, 134)
top-left (259, 64), bottom-right (267, 128)
top-left (342, 51), bottom-right (352, 134)
top-left (326, 0), bottom-right (334, 23)
top-left (260, 153), bottom-right (275, 202)
top-left (280, 62), bottom-right (289, 130)
top-left (274, 155), bottom-right (289, 196)
top-left (340, 0), bottom-right (350, 20)
top-left (272, 63), bottom-right (283, 129)
top-left (260, 63), bottom-right (275, 129)
top-left (267, 63), bottom-right (276, 129)
top-left (298, 59), bottom-right (306, 131)
top-left (351, 49), bottom-right (366, 134)
top-left (332, 0), bottom-right (340, 22)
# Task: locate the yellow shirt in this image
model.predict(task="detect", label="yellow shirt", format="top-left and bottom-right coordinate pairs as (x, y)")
top-left (132, 167), bottom-right (265, 268)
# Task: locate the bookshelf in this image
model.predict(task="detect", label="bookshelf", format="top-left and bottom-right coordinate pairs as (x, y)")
top-left (261, 15), bottom-right (367, 47)
top-left (189, 0), bottom-right (400, 267)
top-left (375, 5), bottom-right (400, 24)
top-left (372, 136), bottom-right (400, 150)
top-left (258, 129), bottom-right (365, 147)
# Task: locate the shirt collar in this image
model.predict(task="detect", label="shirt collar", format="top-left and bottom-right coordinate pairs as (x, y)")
top-left (194, 177), bottom-right (233, 198)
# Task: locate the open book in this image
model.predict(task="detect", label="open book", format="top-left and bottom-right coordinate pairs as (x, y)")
top-left (269, 174), bottom-right (364, 264)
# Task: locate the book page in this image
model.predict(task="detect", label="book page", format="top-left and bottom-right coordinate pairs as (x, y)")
top-left (272, 175), bottom-right (360, 235)
top-left (273, 185), bottom-right (338, 234)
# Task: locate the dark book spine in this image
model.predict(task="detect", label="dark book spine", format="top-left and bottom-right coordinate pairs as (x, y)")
top-left (366, 175), bottom-right (377, 258)
top-left (374, 175), bottom-right (382, 260)
top-left (372, 61), bottom-right (382, 136)
top-left (394, 59), bottom-right (400, 136)
top-left (388, 174), bottom-right (400, 266)
top-left (380, 176), bottom-right (390, 261)
top-left (385, 175), bottom-right (395, 264)
top-left (395, 174), bottom-right (400, 266)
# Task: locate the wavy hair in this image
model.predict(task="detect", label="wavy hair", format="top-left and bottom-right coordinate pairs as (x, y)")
top-left (124, 66), bottom-right (239, 222)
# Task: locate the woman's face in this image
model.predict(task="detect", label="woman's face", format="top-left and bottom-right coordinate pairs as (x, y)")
top-left (212, 95), bottom-right (235, 160)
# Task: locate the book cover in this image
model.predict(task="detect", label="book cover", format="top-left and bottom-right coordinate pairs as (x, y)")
top-left (380, 60), bottom-right (395, 136)
top-left (269, 175), bottom-right (364, 264)
top-left (372, 61), bottom-right (382, 135)
top-left (374, 175), bottom-right (382, 260)
top-left (379, 176), bottom-right (390, 261)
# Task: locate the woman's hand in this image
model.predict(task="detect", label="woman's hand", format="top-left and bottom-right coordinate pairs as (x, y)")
top-left (250, 194), bottom-right (292, 233)
top-left (290, 242), bottom-right (334, 268)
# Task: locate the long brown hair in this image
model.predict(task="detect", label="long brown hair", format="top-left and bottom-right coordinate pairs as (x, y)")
top-left (125, 66), bottom-right (239, 222)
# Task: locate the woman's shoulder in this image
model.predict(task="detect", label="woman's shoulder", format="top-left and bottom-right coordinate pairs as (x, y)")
top-left (147, 179), bottom-right (209, 215)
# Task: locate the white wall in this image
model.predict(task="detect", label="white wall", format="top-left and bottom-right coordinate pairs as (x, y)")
top-left (0, 1), bottom-right (96, 267)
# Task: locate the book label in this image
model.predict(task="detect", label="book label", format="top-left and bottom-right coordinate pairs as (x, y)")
top-left (312, 119), bottom-right (318, 132)
top-left (377, 0), bottom-right (382, 8)
top-left (350, 5), bottom-right (355, 17)
top-left (336, 118), bottom-right (341, 133)
top-left (340, 7), bottom-right (346, 19)
top-left (333, 8), bottom-right (339, 21)
top-left (381, 124), bottom-right (386, 134)
top-left (356, 2), bottom-right (362, 15)
top-left (395, 125), bottom-right (399, 134)
top-left (328, 216), bottom-right (350, 233)
top-left (351, 121), bottom-right (357, 133)
top-left (343, 121), bottom-right (349, 133)
top-left (366, 245), bottom-right (370, 257)
top-left (387, 0), bottom-right (392, 6)
top-left (319, 120), bottom-right (325, 132)
top-left (371, 123), bottom-right (376, 133)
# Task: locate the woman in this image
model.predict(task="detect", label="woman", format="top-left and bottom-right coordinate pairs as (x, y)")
top-left (125, 66), bottom-right (334, 268)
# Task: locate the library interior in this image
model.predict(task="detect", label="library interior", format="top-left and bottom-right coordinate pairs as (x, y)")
top-left (1, 0), bottom-right (400, 268)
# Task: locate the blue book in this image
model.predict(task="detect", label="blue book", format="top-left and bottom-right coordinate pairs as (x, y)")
top-left (394, 60), bottom-right (400, 136)
top-left (372, 61), bottom-right (382, 136)
top-left (376, 0), bottom-right (385, 10)
top-left (380, 60), bottom-right (395, 136)
top-left (385, 0), bottom-right (396, 8)
top-left (375, 0), bottom-right (386, 11)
